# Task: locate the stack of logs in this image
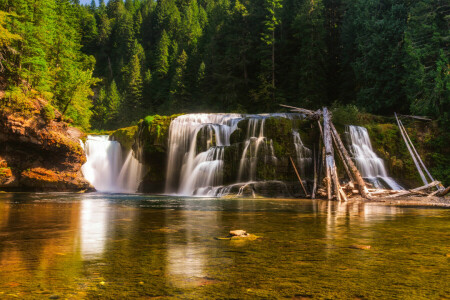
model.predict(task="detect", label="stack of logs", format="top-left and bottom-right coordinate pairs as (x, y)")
top-left (281, 104), bottom-right (449, 201)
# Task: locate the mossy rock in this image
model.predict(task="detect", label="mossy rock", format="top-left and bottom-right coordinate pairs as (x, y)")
top-left (134, 114), bottom-right (182, 164)
top-left (110, 126), bottom-right (138, 151)
top-left (196, 125), bottom-right (216, 153)
top-left (134, 114), bottom-right (182, 192)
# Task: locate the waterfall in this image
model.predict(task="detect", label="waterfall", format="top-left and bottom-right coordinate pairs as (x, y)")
top-left (237, 117), bottom-right (268, 182)
top-left (165, 114), bottom-right (242, 195)
top-left (346, 126), bottom-right (403, 190)
top-left (292, 130), bottom-right (312, 178)
top-left (164, 113), bottom-right (311, 196)
top-left (82, 135), bottom-right (143, 193)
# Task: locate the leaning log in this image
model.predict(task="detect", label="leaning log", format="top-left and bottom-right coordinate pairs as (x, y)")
top-left (323, 108), bottom-right (342, 201)
top-left (395, 113), bottom-right (428, 185)
top-left (329, 122), bottom-right (369, 198)
top-left (397, 117), bottom-right (443, 190)
top-left (331, 130), bottom-right (355, 183)
top-left (290, 156), bottom-right (308, 197)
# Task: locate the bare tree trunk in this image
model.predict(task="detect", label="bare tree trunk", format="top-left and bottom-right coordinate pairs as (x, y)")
top-left (323, 108), bottom-right (341, 201)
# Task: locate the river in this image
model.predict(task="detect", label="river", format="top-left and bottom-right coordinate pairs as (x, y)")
top-left (0, 193), bottom-right (448, 299)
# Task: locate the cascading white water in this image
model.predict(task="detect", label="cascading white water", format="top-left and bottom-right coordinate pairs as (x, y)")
top-left (165, 113), bottom-right (310, 196)
top-left (82, 135), bottom-right (143, 193)
top-left (292, 130), bottom-right (312, 177)
top-left (165, 114), bottom-right (242, 195)
top-left (346, 126), bottom-right (403, 190)
top-left (237, 117), bottom-right (269, 182)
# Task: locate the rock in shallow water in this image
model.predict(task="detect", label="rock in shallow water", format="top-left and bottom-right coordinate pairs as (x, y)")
top-left (230, 230), bottom-right (247, 237)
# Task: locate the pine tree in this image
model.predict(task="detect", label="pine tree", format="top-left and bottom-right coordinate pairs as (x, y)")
top-left (155, 30), bottom-right (170, 79)
top-left (107, 79), bottom-right (122, 125)
top-left (170, 49), bottom-right (188, 108)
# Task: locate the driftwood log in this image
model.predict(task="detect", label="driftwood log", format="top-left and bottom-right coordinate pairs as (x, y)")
top-left (386, 181), bottom-right (441, 198)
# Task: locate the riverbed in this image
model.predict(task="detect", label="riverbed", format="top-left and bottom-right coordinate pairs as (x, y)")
top-left (0, 193), bottom-right (449, 299)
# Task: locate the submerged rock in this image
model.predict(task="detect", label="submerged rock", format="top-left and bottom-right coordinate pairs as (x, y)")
top-left (216, 230), bottom-right (261, 241)
top-left (0, 96), bottom-right (93, 192)
top-left (350, 245), bottom-right (372, 250)
top-left (230, 230), bottom-right (247, 236)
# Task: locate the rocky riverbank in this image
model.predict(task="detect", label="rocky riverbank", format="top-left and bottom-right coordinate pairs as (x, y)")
top-left (0, 94), bottom-right (93, 192)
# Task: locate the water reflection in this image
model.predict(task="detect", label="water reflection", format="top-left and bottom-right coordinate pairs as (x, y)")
top-left (166, 208), bottom-right (219, 286)
top-left (0, 193), bottom-right (448, 299)
top-left (80, 199), bottom-right (109, 259)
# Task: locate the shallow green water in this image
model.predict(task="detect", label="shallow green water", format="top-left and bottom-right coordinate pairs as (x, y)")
top-left (0, 193), bottom-right (449, 299)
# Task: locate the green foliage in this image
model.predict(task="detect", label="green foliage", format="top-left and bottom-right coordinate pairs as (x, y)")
top-left (331, 104), bottom-right (360, 128)
top-left (1, 0), bottom-right (447, 131)
top-left (41, 104), bottom-right (55, 123)
top-left (1, 0), bottom-right (98, 130)
top-left (0, 86), bottom-right (34, 116)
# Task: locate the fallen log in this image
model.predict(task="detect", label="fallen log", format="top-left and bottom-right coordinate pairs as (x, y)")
top-left (437, 186), bottom-right (450, 197)
top-left (279, 104), bottom-right (321, 118)
top-left (386, 181), bottom-right (441, 198)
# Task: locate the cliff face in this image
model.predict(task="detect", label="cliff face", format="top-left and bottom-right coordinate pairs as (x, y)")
top-left (0, 96), bottom-right (93, 191)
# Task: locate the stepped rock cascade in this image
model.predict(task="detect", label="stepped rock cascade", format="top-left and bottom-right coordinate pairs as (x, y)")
top-left (82, 135), bottom-right (143, 193)
top-left (165, 114), bottom-right (242, 194)
top-left (237, 117), bottom-right (269, 182)
top-left (346, 126), bottom-right (403, 190)
top-left (164, 113), bottom-right (312, 196)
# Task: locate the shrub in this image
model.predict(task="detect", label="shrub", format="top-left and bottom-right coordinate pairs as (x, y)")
top-left (42, 104), bottom-right (55, 123)
top-left (331, 103), bottom-right (360, 127)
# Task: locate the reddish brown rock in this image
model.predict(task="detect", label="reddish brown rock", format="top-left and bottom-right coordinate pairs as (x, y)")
top-left (0, 95), bottom-right (93, 192)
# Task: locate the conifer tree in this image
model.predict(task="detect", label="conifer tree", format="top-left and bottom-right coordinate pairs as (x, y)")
top-left (155, 30), bottom-right (170, 79)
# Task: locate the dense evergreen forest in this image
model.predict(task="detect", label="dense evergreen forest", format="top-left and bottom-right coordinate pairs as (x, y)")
top-left (0, 0), bottom-right (448, 130)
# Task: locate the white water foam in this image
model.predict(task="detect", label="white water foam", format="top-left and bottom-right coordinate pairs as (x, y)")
top-left (82, 135), bottom-right (143, 193)
top-left (346, 126), bottom-right (403, 190)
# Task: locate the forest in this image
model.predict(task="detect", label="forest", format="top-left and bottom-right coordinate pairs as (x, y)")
top-left (0, 0), bottom-right (448, 130)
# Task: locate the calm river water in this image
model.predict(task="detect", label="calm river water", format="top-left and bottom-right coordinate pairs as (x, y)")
top-left (0, 193), bottom-right (449, 299)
